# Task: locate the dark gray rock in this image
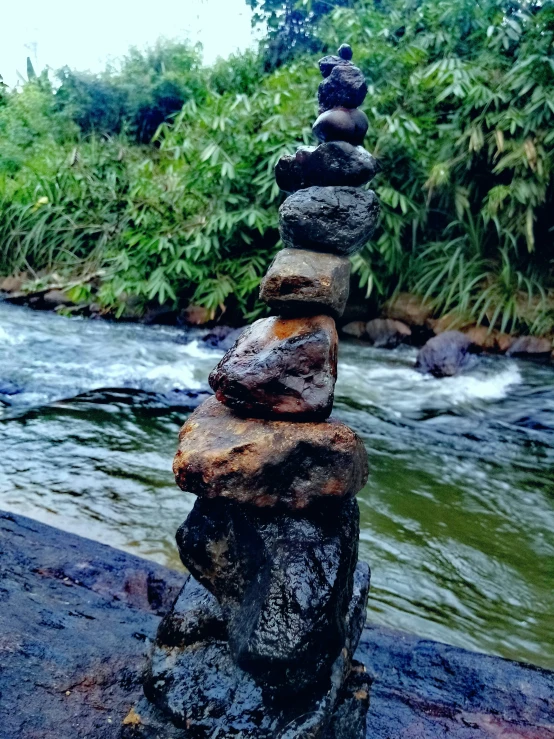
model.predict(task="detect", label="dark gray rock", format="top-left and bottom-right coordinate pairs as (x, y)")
top-left (279, 186), bottom-right (380, 257)
top-left (318, 65), bottom-right (368, 113)
top-left (338, 44), bottom-right (353, 61)
top-left (175, 497), bottom-right (361, 694)
top-left (173, 396), bottom-right (369, 510)
top-left (202, 325), bottom-right (244, 350)
top-left (366, 318), bottom-right (412, 348)
top-left (209, 314), bottom-right (338, 419)
top-left (319, 55), bottom-right (353, 78)
top-left (313, 108), bottom-right (369, 146)
top-left (415, 331), bottom-right (476, 377)
top-left (275, 142), bottom-right (378, 192)
top-left (2, 511), bottom-right (554, 739)
top-left (260, 248), bottom-right (351, 319)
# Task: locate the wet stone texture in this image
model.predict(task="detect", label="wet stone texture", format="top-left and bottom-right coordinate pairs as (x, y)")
top-left (279, 186), bottom-right (380, 257)
top-left (172, 396), bottom-right (369, 509)
top-left (209, 314), bottom-right (338, 419)
top-left (313, 108), bottom-right (369, 146)
top-left (259, 248), bottom-right (351, 319)
top-left (175, 497), bottom-right (360, 692)
top-left (318, 65), bottom-right (368, 113)
top-left (275, 142), bottom-right (378, 193)
top-left (139, 512), bottom-right (371, 739)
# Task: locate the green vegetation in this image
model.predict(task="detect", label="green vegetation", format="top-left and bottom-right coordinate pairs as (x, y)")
top-left (1, 0), bottom-right (553, 331)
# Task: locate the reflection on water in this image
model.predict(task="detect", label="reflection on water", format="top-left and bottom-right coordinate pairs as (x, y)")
top-left (0, 302), bottom-right (553, 669)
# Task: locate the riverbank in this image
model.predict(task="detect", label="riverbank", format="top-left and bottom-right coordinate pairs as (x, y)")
top-left (2, 510), bottom-right (553, 738)
top-left (2, 275), bottom-right (553, 359)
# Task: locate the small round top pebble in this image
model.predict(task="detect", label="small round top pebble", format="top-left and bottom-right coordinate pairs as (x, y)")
top-left (338, 44), bottom-right (353, 61)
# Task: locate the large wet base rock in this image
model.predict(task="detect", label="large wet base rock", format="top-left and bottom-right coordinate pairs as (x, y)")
top-left (135, 561), bottom-right (371, 739)
top-left (173, 396), bottom-right (369, 509)
top-left (176, 497), bottom-right (361, 692)
top-left (2, 511), bottom-right (554, 739)
top-left (209, 314), bottom-right (338, 420)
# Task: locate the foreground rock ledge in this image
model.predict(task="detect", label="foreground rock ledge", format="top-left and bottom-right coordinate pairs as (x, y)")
top-left (2, 511), bottom-right (554, 739)
top-left (173, 396), bottom-right (369, 509)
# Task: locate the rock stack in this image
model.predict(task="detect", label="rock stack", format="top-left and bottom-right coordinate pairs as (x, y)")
top-left (132, 45), bottom-right (380, 739)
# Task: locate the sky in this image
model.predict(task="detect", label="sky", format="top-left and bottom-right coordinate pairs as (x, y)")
top-left (0, 0), bottom-right (257, 87)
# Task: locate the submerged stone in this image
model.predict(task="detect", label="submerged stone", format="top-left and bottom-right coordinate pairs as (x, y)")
top-left (260, 248), bottom-right (351, 319)
top-left (173, 395), bottom-right (369, 509)
top-left (318, 65), bottom-right (367, 112)
top-left (275, 141), bottom-right (378, 192)
top-left (209, 314), bottom-right (338, 419)
top-left (366, 318), bottom-right (411, 348)
top-left (279, 186), bottom-right (380, 257)
top-left (313, 107), bottom-right (369, 146)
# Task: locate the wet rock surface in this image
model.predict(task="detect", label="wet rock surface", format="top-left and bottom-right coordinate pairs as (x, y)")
top-left (142, 551), bottom-right (370, 739)
top-left (209, 314), bottom-right (338, 419)
top-left (507, 335), bottom-right (552, 357)
top-left (416, 331), bottom-right (477, 377)
top-left (260, 248), bottom-right (351, 318)
top-left (275, 142), bottom-right (378, 192)
top-left (366, 318), bottom-right (412, 348)
top-left (318, 65), bottom-right (368, 112)
top-left (175, 497), bottom-right (360, 692)
top-left (279, 186), bottom-right (380, 256)
top-left (313, 107), bottom-right (369, 145)
top-left (3, 512), bottom-right (554, 739)
top-left (173, 396), bottom-right (369, 509)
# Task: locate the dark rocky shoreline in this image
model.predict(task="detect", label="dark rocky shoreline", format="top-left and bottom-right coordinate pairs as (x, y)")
top-left (1, 510), bottom-right (553, 739)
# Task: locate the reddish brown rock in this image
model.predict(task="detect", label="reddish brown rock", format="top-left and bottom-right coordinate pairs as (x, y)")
top-left (507, 335), bottom-right (552, 356)
top-left (259, 248), bottom-right (351, 318)
top-left (173, 396), bottom-right (369, 509)
top-left (209, 315), bottom-right (338, 419)
top-left (342, 321), bottom-right (368, 339)
top-left (312, 107), bottom-right (369, 146)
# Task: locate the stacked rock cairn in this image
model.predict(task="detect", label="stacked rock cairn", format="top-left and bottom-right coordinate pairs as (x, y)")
top-left (133, 45), bottom-right (380, 739)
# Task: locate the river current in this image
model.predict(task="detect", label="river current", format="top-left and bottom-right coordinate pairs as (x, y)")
top-left (0, 301), bottom-right (553, 669)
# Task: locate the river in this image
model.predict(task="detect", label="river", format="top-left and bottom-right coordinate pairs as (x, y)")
top-left (1, 301), bottom-right (553, 670)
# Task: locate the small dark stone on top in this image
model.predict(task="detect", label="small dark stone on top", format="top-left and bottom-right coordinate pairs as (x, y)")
top-left (338, 44), bottom-right (353, 61)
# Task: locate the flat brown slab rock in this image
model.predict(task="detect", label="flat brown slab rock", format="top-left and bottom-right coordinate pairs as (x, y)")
top-left (260, 248), bottom-right (351, 318)
top-left (209, 315), bottom-right (338, 419)
top-left (173, 396), bottom-right (369, 509)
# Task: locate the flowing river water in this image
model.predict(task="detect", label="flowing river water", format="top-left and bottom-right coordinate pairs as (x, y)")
top-left (1, 301), bottom-right (553, 670)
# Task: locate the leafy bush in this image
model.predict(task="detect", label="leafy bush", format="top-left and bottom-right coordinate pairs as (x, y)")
top-left (0, 1), bottom-right (553, 333)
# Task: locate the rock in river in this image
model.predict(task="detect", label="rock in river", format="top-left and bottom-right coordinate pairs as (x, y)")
top-left (279, 186), bottom-right (380, 256)
top-left (318, 64), bottom-right (368, 112)
top-left (173, 396), bottom-right (369, 509)
top-left (260, 248), bottom-right (351, 319)
top-left (275, 142), bottom-right (378, 193)
top-left (416, 330), bottom-right (476, 377)
top-left (313, 107), bottom-right (369, 146)
top-left (209, 314), bottom-right (338, 419)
